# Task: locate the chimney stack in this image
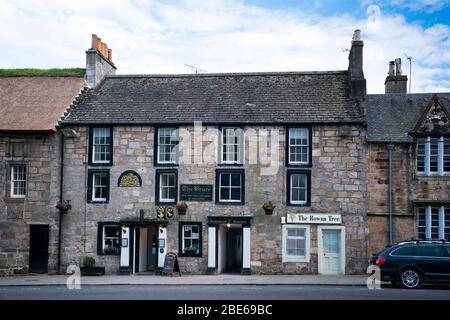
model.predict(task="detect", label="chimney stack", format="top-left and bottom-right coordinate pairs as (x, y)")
top-left (85, 34), bottom-right (116, 88)
top-left (385, 58), bottom-right (408, 94)
top-left (347, 29), bottom-right (366, 99)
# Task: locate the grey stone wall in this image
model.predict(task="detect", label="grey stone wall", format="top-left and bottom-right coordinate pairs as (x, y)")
top-left (85, 49), bottom-right (116, 88)
top-left (0, 133), bottom-right (61, 275)
top-left (366, 143), bottom-right (450, 254)
top-left (61, 124), bottom-right (369, 275)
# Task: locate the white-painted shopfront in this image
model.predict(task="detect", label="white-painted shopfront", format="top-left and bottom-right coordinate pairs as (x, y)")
top-left (282, 213), bottom-right (345, 275)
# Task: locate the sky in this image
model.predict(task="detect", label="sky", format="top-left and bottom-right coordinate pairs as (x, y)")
top-left (0, 0), bottom-right (449, 93)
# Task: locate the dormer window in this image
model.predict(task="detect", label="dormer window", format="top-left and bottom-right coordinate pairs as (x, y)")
top-left (416, 137), bottom-right (450, 175)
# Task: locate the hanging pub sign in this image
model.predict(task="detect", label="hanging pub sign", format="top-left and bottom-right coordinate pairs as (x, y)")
top-left (156, 206), bottom-right (175, 220)
top-left (118, 170), bottom-right (142, 187)
top-left (179, 184), bottom-right (213, 201)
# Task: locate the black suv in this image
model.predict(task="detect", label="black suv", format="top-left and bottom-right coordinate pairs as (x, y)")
top-left (370, 240), bottom-right (450, 289)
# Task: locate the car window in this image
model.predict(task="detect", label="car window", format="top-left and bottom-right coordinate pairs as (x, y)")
top-left (391, 246), bottom-right (415, 256)
top-left (414, 245), bottom-right (443, 257)
top-left (445, 246), bottom-right (450, 256)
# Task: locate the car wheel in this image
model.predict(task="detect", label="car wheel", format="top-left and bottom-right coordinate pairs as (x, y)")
top-left (400, 268), bottom-right (422, 289)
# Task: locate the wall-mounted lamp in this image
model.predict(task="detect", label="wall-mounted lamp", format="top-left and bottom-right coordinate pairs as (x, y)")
top-left (226, 223), bottom-right (231, 229)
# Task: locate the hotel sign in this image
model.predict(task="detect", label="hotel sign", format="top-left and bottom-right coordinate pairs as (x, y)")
top-left (180, 184), bottom-right (213, 201)
top-left (286, 213), bottom-right (342, 224)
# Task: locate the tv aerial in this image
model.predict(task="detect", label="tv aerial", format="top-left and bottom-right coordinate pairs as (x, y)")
top-left (185, 64), bottom-right (207, 74)
top-left (404, 54), bottom-right (412, 93)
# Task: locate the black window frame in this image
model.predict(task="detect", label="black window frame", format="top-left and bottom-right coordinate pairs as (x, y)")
top-left (287, 169), bottom-right (311, 206)
top-left (88, 126), bottom-right (113, 166)
top-left (215, 169), bottom-right (245, 205)
top-left (285, 126), bottom-right (312, 168)
top-left (154, 126), bottom-right (180, 167)
top-left (97, 222), bottom-right (121, 256)
top-left (155, 169), bottom-right (178, 205)
top-left (178, 222), bottom-right (202, 257)
top-left (87, 169), bottom-right (110, 204)
top-left (218, 126), bottom-right (245, 167)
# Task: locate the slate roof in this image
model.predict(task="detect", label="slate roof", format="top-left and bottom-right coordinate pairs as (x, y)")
top-left (0, 76), bottom-right (86, 132)
top-left (62, 71), bottom-right (364, 125)
top-left (366, 93), bottom-right (450, 143)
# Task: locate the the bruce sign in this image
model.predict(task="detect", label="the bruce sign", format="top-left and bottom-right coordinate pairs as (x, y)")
top-left (286, 213), bottom-right (342, 224)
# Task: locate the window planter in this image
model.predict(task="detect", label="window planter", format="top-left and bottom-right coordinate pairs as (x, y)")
top-left (80, 266), bottom-right (105, 276)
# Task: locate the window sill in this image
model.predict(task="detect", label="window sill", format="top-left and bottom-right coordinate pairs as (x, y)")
top-left (89, 200), bottom-right (109, 204)
top-left (3, 197), bottom-right (25, 204)
top-left (282, 257), bottom-right (310, 263)
top-left (156, 201), bottom-right (176, 206)
top-left (215, 201), bottom-right (245, 206)
top-left (97, 252), bottom-right (120, 256)
top-left (415, 173), bottom-right (450, 180)
top-left (178, 253), bottom-right (202, 258)
top-left (155, 163), bottom-right (178, 167)
top-left (287, 203), bottom-right (310, 207)
top-left (286, 163), bottom-right (312, 168)
top-left (89, 162), bottom-right (113, 167)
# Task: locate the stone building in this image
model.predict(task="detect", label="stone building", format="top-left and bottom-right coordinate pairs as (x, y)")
top-left (0, 34), bottom-right (114, 275)
top-left (366, 59), bottom-right (450, 255)
top-left (59, 31), bottom-right (369, 275)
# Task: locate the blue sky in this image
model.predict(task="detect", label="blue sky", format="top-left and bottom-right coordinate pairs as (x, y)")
top-left (0, 0), bottom-right (449, 93)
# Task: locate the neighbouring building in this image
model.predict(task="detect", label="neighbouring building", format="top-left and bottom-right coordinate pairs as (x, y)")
top-left (0, 34), bottom-right (115, 275)
top-left (366, 59), bottom-right (450, 255)
top-left (59, 30), bottom-right (369, 275)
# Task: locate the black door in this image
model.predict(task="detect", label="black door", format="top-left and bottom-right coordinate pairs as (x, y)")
top-left (29, 225), bottom-right (49, 273)
top-left (226, 228), bottom-right (243, 273)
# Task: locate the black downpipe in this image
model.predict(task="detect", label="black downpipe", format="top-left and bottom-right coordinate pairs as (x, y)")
top-left (386, 143), bottom-right (394, 245)
top-left (58, 130), bottom-right (64, 274)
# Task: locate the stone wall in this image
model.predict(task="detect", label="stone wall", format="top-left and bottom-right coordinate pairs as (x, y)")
top-left (366, 143), bottom-right (450, 255)
top-left (0, 133), bottom-right (61, 274)
top-left (61, 124), bottom-right (369, 275)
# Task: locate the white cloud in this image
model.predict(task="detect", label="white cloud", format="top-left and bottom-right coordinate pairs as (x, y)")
top-left (0, 0), bottom-right (448, 93)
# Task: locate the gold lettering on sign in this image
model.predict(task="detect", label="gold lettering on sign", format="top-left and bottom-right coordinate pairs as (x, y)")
top-left (119, 173), bottom-right (140, 187)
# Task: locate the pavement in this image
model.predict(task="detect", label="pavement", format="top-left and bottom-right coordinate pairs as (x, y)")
top-left (0, 273), bottom-right (370, 287)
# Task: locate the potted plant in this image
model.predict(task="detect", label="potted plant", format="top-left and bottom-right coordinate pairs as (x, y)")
top-left (56, 200), bottom-right (71, 213)
top-left (176, 201), bottom-right (188, 214)
top-left (80, 256), bottom-right (105, 276)
top-left (262, 201), bottom-right (275, 215)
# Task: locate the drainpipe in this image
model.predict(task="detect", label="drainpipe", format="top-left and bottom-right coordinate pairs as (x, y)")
top-left (58, 129), bottom-right (64, 274)
top-left (386, 143), bottom-right (394, 245)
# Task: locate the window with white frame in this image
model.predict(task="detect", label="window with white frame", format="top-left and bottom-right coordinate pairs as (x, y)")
top-left (282, 224), bottom-right (310, 262)
top-left (416, 137), bottom-right (450, 175)
top-left (418, 205), bottom-right (450, 241)
top-left (288, 128), bottom-right (309, 165)
top-left (180, 223), bottom-right (201, 257)
top-left (92, 172), bottom-right (109, 202)
top-left (158, 172), bottom-right (177, 203)
top-left (10, 165), bottom-right (26, 198)
top-left (157, 127), bottom-right (178, 164)
top-left (221, 127), bottom-right (243, 164)
top-left (217, 171), bottom-right (244, 203)
top-left (290, 173), bottom-right (307, 205)
top-left (102, 225), bottom-right (120, 254)
top-left (92, 127), bottom-right (112, 164)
